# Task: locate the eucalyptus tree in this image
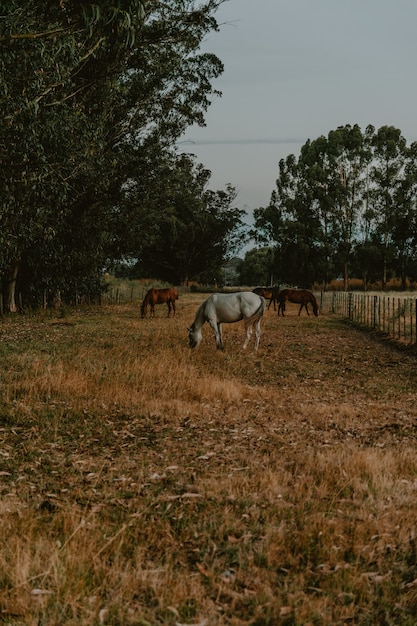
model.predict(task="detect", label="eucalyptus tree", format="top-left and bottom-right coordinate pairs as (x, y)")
top-left (393, 140), bottom-right (417, 286)
top-left (237, 247), bottom-right (276, 287)
top-left (0, 0), bottom-right (226, 309)
top-left (351, 240), bottom-right (382, 289)
top-left (253, 124), bottom-right (417, 289)
top-left (324, 124), bottom-right (370, 289)
top-left (366, 125), bottom-right (408, 289)
top-left (253, 125), bottom-right (370, 288)
top-left (296, 135), bottom-right (335, 286)
top-left (367, 129), bottom-right (417, 289)
top-left (126, 153), bottom-right (246, 285)
top-left (252, 151), bottom-right (323, 288)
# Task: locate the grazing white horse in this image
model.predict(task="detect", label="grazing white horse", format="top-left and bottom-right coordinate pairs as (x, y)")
top-left (188, 291), bottom-right (266, 351)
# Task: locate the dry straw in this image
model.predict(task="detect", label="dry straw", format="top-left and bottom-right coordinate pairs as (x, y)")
top-left (0, 294), bottom-right (416, 624)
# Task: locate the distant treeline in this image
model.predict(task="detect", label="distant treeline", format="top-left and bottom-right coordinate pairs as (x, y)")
top-left (249, 124), bottom-right (417, 291)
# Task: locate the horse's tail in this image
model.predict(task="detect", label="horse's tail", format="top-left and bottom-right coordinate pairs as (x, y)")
top-left (244, 295), bottom-right (266, 327)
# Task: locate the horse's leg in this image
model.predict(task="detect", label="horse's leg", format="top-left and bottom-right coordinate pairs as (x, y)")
top-left (167, 301), bottom-right (172, 317)
top-left (242, 323), bottom-right (252, 349)
top-left (254, 319), bottom-right (261, 350)
top-left (150, 303), bottom-right (155, 318)
top-left (209, 320), bottom-right (223, 349)
top-left (172, 300), bottom-right (176, 317)
top-left (217, 322), bottom-right (224, 349)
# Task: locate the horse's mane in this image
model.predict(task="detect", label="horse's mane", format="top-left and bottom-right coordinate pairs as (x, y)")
top-left (190, 299), bottom-right (207, 329)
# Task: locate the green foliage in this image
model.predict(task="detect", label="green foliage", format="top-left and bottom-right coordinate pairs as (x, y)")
top-left (238, 247), bottom-right (275, 286)
top-left (0, 0), bottom-right (229, 307)
top-left (119, 153), bottom-right (246, 285)
top-left (253, 124), bottom-right (417, 289)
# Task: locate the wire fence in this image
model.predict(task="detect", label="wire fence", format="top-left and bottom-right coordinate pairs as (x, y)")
top-left (317, 291), bottom-right (417, 347)
top-left (84, 284), bottom-right (417, 348)
top-left (101, 282), bottom-right (160, 305)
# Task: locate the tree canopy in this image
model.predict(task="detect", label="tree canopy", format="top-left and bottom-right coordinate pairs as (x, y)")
top-left (252, 124), bottom-right (417, 290)
top-left (118, 153), bottom-right (246, 285)
top-left (0, 0), bottom-right (245, 309)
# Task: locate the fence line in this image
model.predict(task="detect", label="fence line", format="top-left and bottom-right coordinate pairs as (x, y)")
top-left (95, 285), bottom-right (417, 348)
top-left (318, 291), bottom-right (417, 347)
top-left (101, 284), bottom-right (149, 305)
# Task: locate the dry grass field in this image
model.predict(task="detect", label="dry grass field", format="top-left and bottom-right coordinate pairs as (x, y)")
top-left (0, 292), bottom-right (417, 625)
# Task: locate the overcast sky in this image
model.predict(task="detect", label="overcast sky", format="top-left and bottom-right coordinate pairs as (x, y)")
top-left (180, 0), bottom-right (417, 225)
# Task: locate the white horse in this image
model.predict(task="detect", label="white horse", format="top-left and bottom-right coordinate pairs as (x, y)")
top-left (188, 292), bottom-right (266, 351)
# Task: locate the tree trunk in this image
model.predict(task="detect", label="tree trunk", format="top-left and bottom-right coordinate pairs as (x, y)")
top-left (343, 261), bottom-right (349, 292)
top-left (362, 271), bottom-right (368, 292)
top-left (3, 260), bottom-right (20, 313)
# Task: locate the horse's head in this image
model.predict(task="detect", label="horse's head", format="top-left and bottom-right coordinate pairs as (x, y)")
top-left (188, 325), bottom-right (201, 349)
top-left (140, 303), bottom-right (147, 318)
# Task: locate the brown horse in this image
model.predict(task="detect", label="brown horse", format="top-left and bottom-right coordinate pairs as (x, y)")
top-left (141, 287), bottom-right (178, 318)
top-left (253, 286), bottom-right (279, 310)
top-left (276, 289), bottom-right (319, 317)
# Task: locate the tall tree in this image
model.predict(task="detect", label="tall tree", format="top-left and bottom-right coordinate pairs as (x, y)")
top-left (326, 125), bottom-right (369, 289)
top-left (237, 247), bottom-right (275, 287)
top-left (0, 0), bottom-right (226, 309)
top-left (126, 153), bottom-right (246, 285)
top-left (252, 151), bottom-right (323, 288)
top-left (367, 125), bottom-right (408, 289)
top-left (253, 124), bottom-right (417, 290)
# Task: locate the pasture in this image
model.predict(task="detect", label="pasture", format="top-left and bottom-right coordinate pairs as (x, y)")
top-left (0, 292), bottom-right (417, 625)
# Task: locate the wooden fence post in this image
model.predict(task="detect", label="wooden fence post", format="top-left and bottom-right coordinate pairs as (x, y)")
top-left (414, 298), bottom-right (417, 341)
top-left (397, 297), bottom-right (401, 339)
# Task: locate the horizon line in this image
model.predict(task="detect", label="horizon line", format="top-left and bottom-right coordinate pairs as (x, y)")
top-left (179, 137), bottom-right (305, 146)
